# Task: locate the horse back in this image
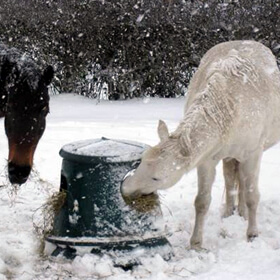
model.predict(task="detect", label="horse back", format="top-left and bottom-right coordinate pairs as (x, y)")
top-left (185, 40), bottom-right (280, 113)
top-left (184, 40), bottom-right (280, 160)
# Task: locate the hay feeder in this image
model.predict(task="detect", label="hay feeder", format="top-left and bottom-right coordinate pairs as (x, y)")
top-left (45, 137), bottom-right (172, 267)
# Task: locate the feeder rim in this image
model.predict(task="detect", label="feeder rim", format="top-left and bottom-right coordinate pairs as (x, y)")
top-left (46, 231), bottom-right (167, 243)
top-left (46, 233), bottom-right (168, 247)
top-left (59, 137), bottom-right (150, 164)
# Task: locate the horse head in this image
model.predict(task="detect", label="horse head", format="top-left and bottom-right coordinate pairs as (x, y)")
top-left (121, 120), bottom-right (188, 197)
top-left (4, 64), bottom-right (54, 184)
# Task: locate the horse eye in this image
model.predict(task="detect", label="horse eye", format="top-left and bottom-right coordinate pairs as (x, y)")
top-left (152, 177), bottom-right (160, 181)
top-left (42, 106), bottom-right (49, 115)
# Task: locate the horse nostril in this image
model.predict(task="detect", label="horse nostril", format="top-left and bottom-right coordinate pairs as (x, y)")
top-left (8, 164), bottom-right (16, 173)
top-left (8, 162), bottom-right (31, 185)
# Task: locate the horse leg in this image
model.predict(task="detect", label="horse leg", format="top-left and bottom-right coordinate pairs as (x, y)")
top-left (237, 167), bottom-right (247, 219)
top-left (190, 160), bottom-right (217, 249)
top-left (238, 150), bottom-right (262, 241)
top-left (223, 158), bottom-right (239, 217)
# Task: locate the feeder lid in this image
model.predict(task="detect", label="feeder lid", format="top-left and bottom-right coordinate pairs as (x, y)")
top-left (59, 137), bottom-right (149, 163)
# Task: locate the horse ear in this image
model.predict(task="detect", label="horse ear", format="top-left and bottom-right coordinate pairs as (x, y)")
top-left (43, 65), bottom-right (54, 86)
top-left (158, 120), bottom-right (169, 142)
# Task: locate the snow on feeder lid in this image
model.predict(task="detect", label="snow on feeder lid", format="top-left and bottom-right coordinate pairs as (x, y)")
top-left (59, 137), bottom-right (148, 163)
top-left (45, 137), bottom-right (173, 267)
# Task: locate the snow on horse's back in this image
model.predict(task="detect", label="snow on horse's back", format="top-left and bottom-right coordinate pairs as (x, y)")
top-left (122, 40), bottom-right (280, 249)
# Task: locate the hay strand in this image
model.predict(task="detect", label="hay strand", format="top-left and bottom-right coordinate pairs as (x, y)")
top-left (122, 192), bottom-right (160, 213)
top-left (33, 190), bottom-right (67, 240)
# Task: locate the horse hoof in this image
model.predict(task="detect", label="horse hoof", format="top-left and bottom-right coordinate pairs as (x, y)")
top-left (247, 234), bottom-right (258, 242)
top-left (222, 206), bottom-right (236, 218)
top-left (238, 205), bottom-right (248, 220)
top-left (187, 245), bottom-right (209, 253)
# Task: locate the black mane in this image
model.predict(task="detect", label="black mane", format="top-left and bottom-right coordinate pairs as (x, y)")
top-left (0, 43), bottom-right (42, 92)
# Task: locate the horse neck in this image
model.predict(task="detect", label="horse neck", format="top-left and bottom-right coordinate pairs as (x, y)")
top-left (0, 79), bottom-right (8, 118)
top-left (0, 93), bottom-right (7, 118)
top-left (174, 102), bottom-right (223, 170)
top-left (0, 54), bottom-right (15, 118)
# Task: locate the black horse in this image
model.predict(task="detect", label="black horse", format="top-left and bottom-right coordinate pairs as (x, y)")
top-left (0, 44), bottom-right (54, 184)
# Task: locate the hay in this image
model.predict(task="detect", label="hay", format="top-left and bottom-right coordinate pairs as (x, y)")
top-left (122, 192), bottom-right (160, 213)
top-left (33, 190), bottom-right (67, 240)
top-left (0, 164), bottom-right (20, 202)
top-left (0, 165), bottom-right (54, 204)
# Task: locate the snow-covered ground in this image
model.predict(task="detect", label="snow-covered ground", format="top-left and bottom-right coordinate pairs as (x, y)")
top-left (0, 94), bottom-right (280, 279)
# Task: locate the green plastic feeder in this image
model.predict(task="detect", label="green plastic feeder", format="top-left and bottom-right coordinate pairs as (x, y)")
top-left (45, 138), bottom-right (172, 266)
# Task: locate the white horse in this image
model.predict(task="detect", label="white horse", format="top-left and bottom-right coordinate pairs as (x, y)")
top-left (122, 40), bottom-right (280, 249)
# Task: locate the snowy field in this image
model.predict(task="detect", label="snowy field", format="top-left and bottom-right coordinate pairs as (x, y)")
top-left (0, 93), bottom-right (280, 279)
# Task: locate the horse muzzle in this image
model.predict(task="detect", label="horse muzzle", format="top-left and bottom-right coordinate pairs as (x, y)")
top-left (121, 169), bottom-right (146, 198)
top-left (8, 162), bottom-right (31, 185)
